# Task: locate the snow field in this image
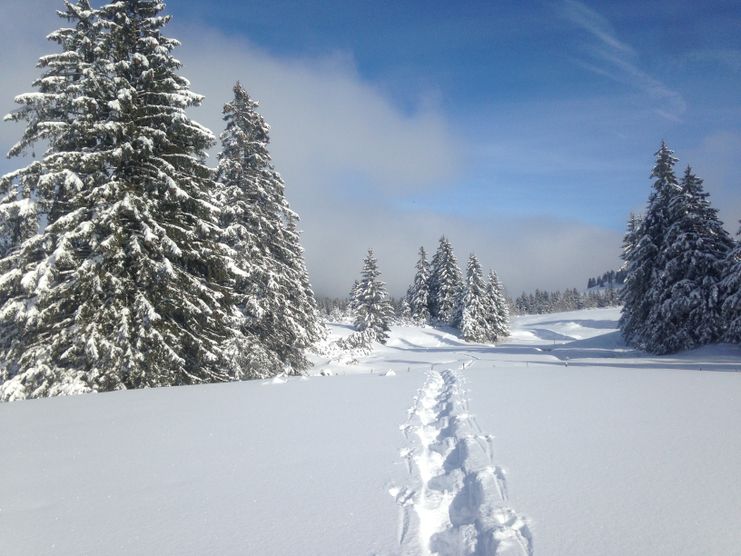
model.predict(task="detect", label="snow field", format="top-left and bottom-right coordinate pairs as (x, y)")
top-left (0, 374), bottom-right (420, 555)
top-left (2, 307), bottom-right (740, 555)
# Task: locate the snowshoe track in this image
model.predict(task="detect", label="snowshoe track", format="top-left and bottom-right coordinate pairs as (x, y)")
top-left (393, 364), bottom-right (533, 555)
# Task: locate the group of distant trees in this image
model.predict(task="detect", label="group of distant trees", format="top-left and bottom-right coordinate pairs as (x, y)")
top-left (620, 142), bottom-right (741, 354)
top-left (587, 270), bottom-right (627, 290)
top-left (512, 287), bottom-right (620, 315)
top-left (0, 1), bottom-right (321, 401)
top-left (346, 238), bottom-right (510, 344)
top-left (316, 296), bottom-right (351, 320)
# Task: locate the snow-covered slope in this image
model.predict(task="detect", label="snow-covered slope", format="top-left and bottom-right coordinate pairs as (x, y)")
top-left (2, 308), bottom-right (740, 555)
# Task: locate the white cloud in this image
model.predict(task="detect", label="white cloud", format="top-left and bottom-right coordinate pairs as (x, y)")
top-left (173, 25), bottom-right (459, 195)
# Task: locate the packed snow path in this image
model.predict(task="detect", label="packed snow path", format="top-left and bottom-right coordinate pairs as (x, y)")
top-left (394, 364), bottom-right (532, 556)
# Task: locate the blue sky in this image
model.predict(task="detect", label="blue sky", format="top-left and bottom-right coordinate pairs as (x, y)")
top-left (1, 0), bottom-right (740, 294)
top-left (171, 0), bottom-right (741, 230)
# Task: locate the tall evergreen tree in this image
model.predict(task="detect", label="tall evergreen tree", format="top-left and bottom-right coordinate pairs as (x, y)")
top-left (485, 269), bottom-right (510, 340)
top-left (721, 223), bottom-right (741, 344)
top-left (620, 142), bottom-right (681, 350)
top-left (216, 82), bottom-right (322, 373)
top-left (0, 0), bottom-right (246, 400)
top-left (0, 0), bottom-right (101, 398)
top-left (428, 236), bottom-right (463, 326)
top-left (643, 167), bottom-right (733, 353)
top-left (353, 249), bottom-right (393, 344)
top-left (460, 254), bottom-right (489, 342)
top-left (406, 246), bottom-right (431, 323)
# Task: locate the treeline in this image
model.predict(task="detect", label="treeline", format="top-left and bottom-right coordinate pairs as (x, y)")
top-left (512, 288), bottom-right (620, 315)
top-left (345, 238), bottom-right (510, 344)
top-left (587, 269), bottom-right (626, 289)
top-left (620, 142), bottom-right (741, 354)
top-left (0, 2), bottom-right (321, 401)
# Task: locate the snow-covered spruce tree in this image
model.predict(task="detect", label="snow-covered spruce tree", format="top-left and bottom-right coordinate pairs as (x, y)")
top-left (216, 82), bottom-right (322, 373)
top-left (0, 0), bottom-right (117, 397)
top-left (0, 0), bottom-right (248, 400)
top-left (643, 166), bottom-right (733, 353)
top-left (428, 236), bottom-right (463, 326)
top-left (619, 142), bottom-right (682, 350)
top-left (353, 249), bottom-right (393, 344)
top-left (460, 254), bottom-right (489, 342)
top-left (485, 269), bottom-right (510, 340)
top-left (0, 1), bottom-right (99, 261)
top-left (0, 0), bottom-right (102, 397)
top-left (406, 246), bottom-right (431, 323)
top-left (400, 297), bottom-right (413, 323)
top-left (721, 223), bottom-right (741, 344)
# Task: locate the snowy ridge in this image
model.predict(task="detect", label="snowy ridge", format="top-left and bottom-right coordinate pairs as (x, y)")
top-left (394, 362), bottom-right (532, 555)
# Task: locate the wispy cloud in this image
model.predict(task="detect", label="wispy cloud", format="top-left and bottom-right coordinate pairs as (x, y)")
top-left (561, 0), bottom-right (686, 121)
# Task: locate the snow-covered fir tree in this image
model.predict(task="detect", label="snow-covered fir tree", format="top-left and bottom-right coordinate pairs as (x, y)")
top-left (406, 246), bottom-right (431, 323)
top-left (721, 223), bottom-right (741, 344)
top-left (643, 166), bottom-right (733, 353)
top-left (353, 249), bottom-right (393, 344)
top-left (485, 269), bottom-right (510, 339)
top-left (0, 0), bottom-right (102, 397)
top-left (216, 82), bottom-right (322, 373)
top-left (460, 254), bottom-right (489, 342)
top-left (400, 297), bottom-right (413, 323)
top-left (0, 0), bottom-right (248, 400)
top-left (0, 1), bottom-right (97, 263)
top-left (428, 236), bottom-right (463, 326)
top-left (619, 142), bottom-right (682, 351)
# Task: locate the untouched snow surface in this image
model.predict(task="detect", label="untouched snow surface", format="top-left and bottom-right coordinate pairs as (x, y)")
top-left (2, 308), bottom-right (740, 555)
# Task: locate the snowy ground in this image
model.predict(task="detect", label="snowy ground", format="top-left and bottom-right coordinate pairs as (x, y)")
top-left (2, 308), bottom-right (740, 555)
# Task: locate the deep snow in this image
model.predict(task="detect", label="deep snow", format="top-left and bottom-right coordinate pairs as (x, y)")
top-left (2, 308), bottom-right (740, 555)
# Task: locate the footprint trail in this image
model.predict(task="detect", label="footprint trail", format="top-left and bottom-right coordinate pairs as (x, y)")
top-left (392, 362), bottom-right (533, 555)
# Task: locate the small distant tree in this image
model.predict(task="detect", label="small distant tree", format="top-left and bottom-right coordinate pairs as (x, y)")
top-left (428, 236), bottom-right (463, 325)
top-left (406, 246), bottom-right (431, 323)
top-left (353, 250), bottom-right (394, 344)
top-left (486, 270), bottom-right (510, 339)
top-left (400, 297), bottom-right (413, 323)
top-left (460, 255), bottom-right (489, 342)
